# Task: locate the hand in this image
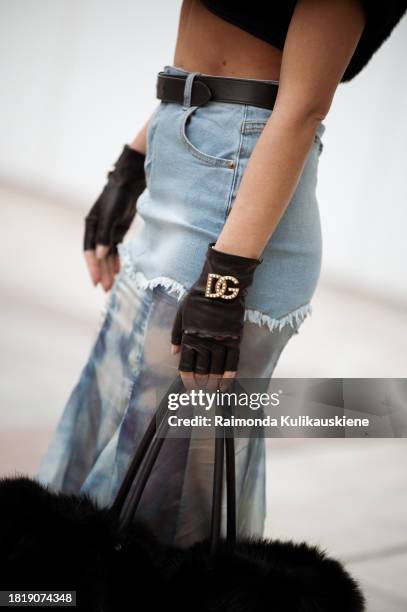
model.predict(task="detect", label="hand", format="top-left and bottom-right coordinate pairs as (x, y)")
top-left (171, 244), bottom-right (261, 387)
top-left (83, 145), bottom-right (146, 291)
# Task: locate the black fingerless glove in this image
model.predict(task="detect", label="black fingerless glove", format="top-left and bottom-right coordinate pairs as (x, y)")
top-left (84, 145), bottom-right (146, 254)
top-left (171, 244), bottom-right (261, 374)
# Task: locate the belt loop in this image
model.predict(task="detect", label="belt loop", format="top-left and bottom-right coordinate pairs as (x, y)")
top-left (183, 71), bottom-right (201, 109)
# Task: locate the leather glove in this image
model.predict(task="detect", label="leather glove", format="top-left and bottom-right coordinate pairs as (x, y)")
top-left (84, 145), bottom-right (146, 255)
top-left (171, 244), bottom-right (261, 375)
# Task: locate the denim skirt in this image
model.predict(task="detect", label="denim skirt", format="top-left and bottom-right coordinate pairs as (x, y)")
top-left (36, 65), bottom-right (325, 547)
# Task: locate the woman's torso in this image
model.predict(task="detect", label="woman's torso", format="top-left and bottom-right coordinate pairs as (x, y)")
top-left (120, 64), bottom-right (324, 327)
top-left (120, 3), bottom-right (324, 328)
top-left (173, 0), bottom-right (282, 81)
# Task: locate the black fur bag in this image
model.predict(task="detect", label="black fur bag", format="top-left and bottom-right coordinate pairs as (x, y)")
top-left (0, 380), bottom-right (184, 610)
top-left (0, 476), bottom-right (163, 610)
top-left (0, 377), bottom-right (365, 611)
top-left (165, 538), bottom-right (365, 612)
top-left (114, 378), bottom-right (366, 612)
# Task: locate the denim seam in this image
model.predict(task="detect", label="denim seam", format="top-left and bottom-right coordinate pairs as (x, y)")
top-left (242, 121), bottom-right (267, 134)
top-left (110, 299), bottom-right (159, 500)
top-left (128, 291), bottom-right (156, 382)
top-left (145, 112), bottom-right (161, 187)
top-left (106, 287), bottom-right (157, 505)
top-left (89, 277), bottom-right (122, 358)
top-left (107, 289), bottom-right (158, 504)
top-left (224, 104), bottom-right (248, 219)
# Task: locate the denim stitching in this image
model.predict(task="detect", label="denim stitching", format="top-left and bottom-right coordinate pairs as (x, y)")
top-left (182, 71), bottom-right (201, 108)
top-left (179, 105), bottom-right (235, 168)
top-left (225, 104), bottom-right (248, 220)
top-left (144, 104), bottom-right (162, 187)
top-left (242, 121), bottom-right (267, 134)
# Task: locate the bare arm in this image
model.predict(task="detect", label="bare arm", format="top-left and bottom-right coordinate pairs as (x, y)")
top-left (215, 0), bottom-right (366, 259)
top-left (129, 117), bottom-right (149, 155)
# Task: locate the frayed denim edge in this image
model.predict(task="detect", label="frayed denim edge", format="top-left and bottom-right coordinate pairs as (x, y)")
top-left (244, 303), bottom-right (311, 332)
top-left (119, 244), bottom-right (311, 333)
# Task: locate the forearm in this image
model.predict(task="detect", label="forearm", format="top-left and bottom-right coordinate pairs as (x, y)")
top-left (215, 108), bottom-right (320, 259)
top-left (215, 0), bottom-right (365, 260)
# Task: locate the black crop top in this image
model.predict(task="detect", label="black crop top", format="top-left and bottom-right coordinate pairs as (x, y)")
top-left (200, 1), bottom-right (406, 82)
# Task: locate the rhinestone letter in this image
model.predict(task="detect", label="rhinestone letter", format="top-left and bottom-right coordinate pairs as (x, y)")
top-left (205, 273), bottom-right (239, 299)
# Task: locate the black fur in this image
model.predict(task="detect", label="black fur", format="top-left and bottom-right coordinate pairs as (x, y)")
top-left (164, 538), bottom-right (366, 611)
top-left (0, 476), bottom-right (365, 611)
top-left (0, 476), bottom-right (162, 610)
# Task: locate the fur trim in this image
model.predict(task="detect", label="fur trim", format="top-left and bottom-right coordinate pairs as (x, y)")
top-left (164, 538), bottom-right (366, 611)
top-left (0, 476), bottom-right (365, 611)
top-left (0, 476), bottom-right (162, 610)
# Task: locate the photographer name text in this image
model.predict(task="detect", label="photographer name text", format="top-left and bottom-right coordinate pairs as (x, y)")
top-left (167, 414), bottom-right (370, 428)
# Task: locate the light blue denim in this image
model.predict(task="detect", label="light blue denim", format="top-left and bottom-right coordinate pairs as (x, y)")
top-left (36, 273), bottom-right (296, 547)
top-left (36, 65), bottom-right (324, 548)
top-left (120, 64), bottom-right (325, 331)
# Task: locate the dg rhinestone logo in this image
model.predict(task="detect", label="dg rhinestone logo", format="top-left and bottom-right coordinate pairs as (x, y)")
top-left (205, 273), bottom-right (240, 299)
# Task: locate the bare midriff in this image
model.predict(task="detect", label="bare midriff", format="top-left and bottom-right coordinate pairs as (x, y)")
top-left (173, 0), bottom-right (282, 81)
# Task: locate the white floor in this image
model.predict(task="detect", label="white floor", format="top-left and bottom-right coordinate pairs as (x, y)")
top-left (1, 184), bottom-right (406, 610)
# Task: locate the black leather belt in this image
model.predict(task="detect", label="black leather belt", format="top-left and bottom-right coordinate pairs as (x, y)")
top-left (156, 72), bottom-right (278, 110)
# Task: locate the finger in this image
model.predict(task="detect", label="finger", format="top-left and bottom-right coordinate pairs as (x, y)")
top-left (210, 345), bottom-right (226, 375)
top-left (194, 346), bottom-right (211, 376)
top-left (98, 257), bottom-right (109, 291)
top-left (180, 371), bottom-right (195, 392)
top-left (105, 256), bottom-right (115, 290)
top-left (207, 372), bottom-right (223, 392)
top-left (219, 371), bottom-right (236, 393)
top-left (222, 370), bottom-right (237, 383)
top-left (179, 344), bottom-right (196, 373)
top-left (95, 214), bottom-right (115, 254)
top-left (171, 307), bottom-right (183, 347)
top-left (224, 346), bottom-right (239, 374)
top-left (112, 254), bottom-right (121, 275)
top-left (171, 344), bottom-right (181, 355)
top-left (84, 250), bottom-right (101, 286)
top-left (194, 373), bottom-right (209, 389)
top-left (99, 257), bottom-right (114, 292)
top-left (106, 255), bottom-right (117, 285)
top-left (96, 244), bottom-right (110, 260)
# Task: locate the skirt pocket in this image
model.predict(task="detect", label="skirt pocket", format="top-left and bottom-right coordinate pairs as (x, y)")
top-left (179, 105), bottom-right (237, 168)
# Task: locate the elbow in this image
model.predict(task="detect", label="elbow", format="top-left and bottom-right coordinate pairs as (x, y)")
top-left (301, 90), bottom-right (335, 125)
top-left (275, 95), bottom-right (333, 131)
top-left (297, 98), bottom-right (332, 128)
top-left (306, 104), bottom-right (330, 125)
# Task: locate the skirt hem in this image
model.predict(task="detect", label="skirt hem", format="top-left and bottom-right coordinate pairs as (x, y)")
top-left (119, 243), bottom-right (311, 333)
